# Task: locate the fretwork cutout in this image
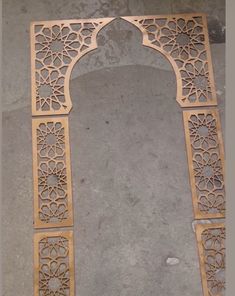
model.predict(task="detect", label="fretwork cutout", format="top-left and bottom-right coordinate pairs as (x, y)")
top-left (34, 231), bottom-right (74, 296)
top-left (32, 117), bottom-right (73, 228)
top-left (183, 109), bottom-right (225, 219)
top-left (122, 14), bottom-right (217, 107)
top-left (31, 18), bottom-right (114, 115)
top-left (196, 223), bottom-right (225, 296)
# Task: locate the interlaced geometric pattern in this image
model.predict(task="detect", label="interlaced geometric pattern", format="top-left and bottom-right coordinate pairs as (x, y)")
top-left (31, 18), bottom-right (114, 115)
top-left (122, 14), bottom-right (217, 107)
top-left (196, 224), bottom-right (225, 296)
top-left (30, 15), bottom-right (226, 296)
top-left (32, 117), bottom-right (73, 228)
top-left (183, 109), bottom-right (225, 219)
top-left (34, 231), bottom-right (74, 296)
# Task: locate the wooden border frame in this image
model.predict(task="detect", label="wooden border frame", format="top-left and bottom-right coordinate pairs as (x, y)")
top-left (32, 117), bottom-right (73, 228)
top-left (196, 223), bottom-right (225, 296)
top-left (34, 230), bottom-right (75, 296)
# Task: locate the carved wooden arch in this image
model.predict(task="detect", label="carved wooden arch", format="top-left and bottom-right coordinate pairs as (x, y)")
top-left (31, 14), bottom-right (225, 296)
top-left (31, 13), bottom-right (218, 115)
top-left (31, 18), bottom-right (114, 115)
top-left (122, 14), bottom-right (217, 108)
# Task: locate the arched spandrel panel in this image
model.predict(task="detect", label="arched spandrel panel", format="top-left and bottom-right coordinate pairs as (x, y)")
top-left (122, 14), bottom-right (218, 108)
top-left (31, 18), bottom-right (114, 116)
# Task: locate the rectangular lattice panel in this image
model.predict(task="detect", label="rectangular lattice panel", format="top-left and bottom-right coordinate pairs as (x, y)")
top-left (196, 223), bottom-right (225, 296)
top-left (32, 117), bottom-right (73, 228)
top-left (183, 109), bottom-right (225, 219)
top-left (34, 231), bottom-right (74, 296)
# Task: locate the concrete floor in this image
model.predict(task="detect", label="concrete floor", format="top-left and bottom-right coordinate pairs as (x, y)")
top-left (2, 1), bottom-right (225, 296)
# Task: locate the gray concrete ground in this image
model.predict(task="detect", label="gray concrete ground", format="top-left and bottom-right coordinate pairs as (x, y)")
top-left (2, 1), bottom-right (225, 296)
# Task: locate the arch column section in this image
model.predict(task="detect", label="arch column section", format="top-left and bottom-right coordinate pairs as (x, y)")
top-left (31, 18), bottom-right (114, 296)
top-left (123, 14), bottom-right (225, 296)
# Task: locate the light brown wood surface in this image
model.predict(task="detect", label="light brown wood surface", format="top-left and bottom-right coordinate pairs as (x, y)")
top-left (31, 18), bottom-right (114, 116)
top-left (196, 223), bottom-right (225, 296)
top-left (122, 13), bottom-right (218, 108)
top-left (30, 14), bottom-right (226, 296)
top-left (32, 116), bottom-right (73, 228)
top-left (183, 109), bottom-right (225, 219)
top-left (34, 231), bottom-right (75, 296)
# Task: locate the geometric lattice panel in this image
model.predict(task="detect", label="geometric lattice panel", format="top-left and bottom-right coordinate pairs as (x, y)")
top-left (30, 18), bottom-right (114, 116)
top-left (34, 231), bottom-right (74, 296)
top-left (122, 14), bottom-right (218, 108)
top-left (196, 224), bottom-right (225, 296)
top-left (183, 109), bottom-right (225, 219)
top-left (32, 117), bottom-right (73, 228)
top-left (30, 14), bottom-right (226, 296)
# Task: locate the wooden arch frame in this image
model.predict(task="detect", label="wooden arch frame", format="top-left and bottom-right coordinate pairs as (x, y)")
top-left (31, 17), bottom-right (115, 115)
top-left (122, 14), bottom-right (217, 108)
top-left (31, 13), bottom-right (218, 116)
top-left (31, 14), bottom-right (225, 296)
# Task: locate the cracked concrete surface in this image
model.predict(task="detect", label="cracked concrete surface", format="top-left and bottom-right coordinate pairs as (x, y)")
top-left (2, 1), bottom-right (225, 296)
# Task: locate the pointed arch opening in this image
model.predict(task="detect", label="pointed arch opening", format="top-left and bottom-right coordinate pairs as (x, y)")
top-left (69, 17), bottom-right (202, 296)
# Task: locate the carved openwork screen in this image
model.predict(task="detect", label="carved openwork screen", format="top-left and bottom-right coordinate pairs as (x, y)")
top-left (196, 224), bottom-right (225, 296)
top-left (32, 117), bottom-right (73, 228)
top-left (34, 231), bottom-right (74, 296)
top-left (31, 14), bottom-right (225, 296)
top-left (31, 18), bottom-right (114, 115)
top-left (183, 109), bottom-right (225, 219)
